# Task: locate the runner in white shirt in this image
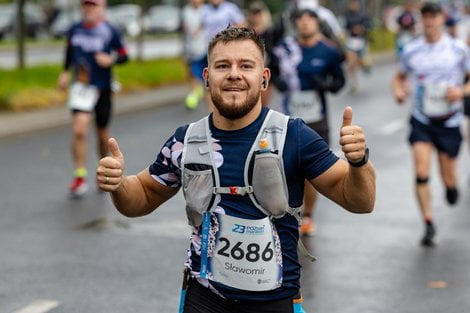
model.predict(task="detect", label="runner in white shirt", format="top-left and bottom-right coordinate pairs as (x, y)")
top-left (457, 3), bottom-right (470, 184)
top-left (392, 2), bottom-right (470, 247)
top-left (202, 0), bottom-right (245, 42)
top-left (182, 0), bottom-right (207, 110)
top-left (296, 0), bottom-right (344, 39)
top-left (200, 0), bottom-right (245, 112)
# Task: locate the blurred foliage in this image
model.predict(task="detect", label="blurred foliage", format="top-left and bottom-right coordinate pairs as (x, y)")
top-left (369, 27), bottom-right (395, 52)
top-left (0, 64), bottom-right (60, 110)
top-left (114, 57), bottom-right (187, 91)
top-left (0, 57), bottom-right (187, 111)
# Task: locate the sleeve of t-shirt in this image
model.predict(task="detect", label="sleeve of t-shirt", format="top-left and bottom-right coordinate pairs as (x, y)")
top-left (64, 25), bottom-right (75, 70)
top-left (148, 125), bottom-right (188, 188)
top-left (110, 26), bottom-right (126, 53)
top-left (295, 119), bottom-right (339, 180)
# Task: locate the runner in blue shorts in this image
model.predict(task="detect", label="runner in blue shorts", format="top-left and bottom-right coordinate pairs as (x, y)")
top-left (392, 2), bottom-right (470, 247)
top-left (182, 0), bottom-right (207, 109)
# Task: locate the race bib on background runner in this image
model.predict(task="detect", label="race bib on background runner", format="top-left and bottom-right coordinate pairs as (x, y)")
top-left (288, 91), bottom-right (323, 123)
top-left (68, 82), bottom-right (99, 112)
top-left (419, 82), bottom-right (452, 118)
top-left (200, 212), bottom-right (283, 291)
top-left (345, 37), bottom-right (366, 51)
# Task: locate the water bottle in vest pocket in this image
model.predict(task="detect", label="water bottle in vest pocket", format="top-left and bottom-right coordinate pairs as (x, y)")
top-left (252, 152), bottom-right (289, 218)
top-left (182, 164), bottom-right (214, 226)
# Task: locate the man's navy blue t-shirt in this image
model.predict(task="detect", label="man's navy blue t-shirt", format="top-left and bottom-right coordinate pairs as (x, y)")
top-left (149, 108), bottom-right (339, 301)
top-left (67, 21), bottom-right (126, 89)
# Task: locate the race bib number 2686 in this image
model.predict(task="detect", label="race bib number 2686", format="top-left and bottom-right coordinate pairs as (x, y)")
top-left (200, 213), bottom-right (283, 291)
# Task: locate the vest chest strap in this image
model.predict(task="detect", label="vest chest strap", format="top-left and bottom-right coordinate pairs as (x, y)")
top-left (213, 186), bottom-right (254, 196)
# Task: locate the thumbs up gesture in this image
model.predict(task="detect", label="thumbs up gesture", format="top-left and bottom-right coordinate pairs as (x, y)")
top-left (97, 138), bottom-right (125, 192)
top-left (339, 106), bottom-right (367, 164)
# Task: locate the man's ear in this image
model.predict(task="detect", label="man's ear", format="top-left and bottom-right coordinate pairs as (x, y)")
top-left (202, 68), bottom-right (209, 88)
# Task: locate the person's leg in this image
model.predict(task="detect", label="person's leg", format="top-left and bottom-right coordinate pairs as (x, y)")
top-left (437, 152), bottom-right (459, 205)
top-left (412, 142), bottom-right (433, 220)
top-left (185, 59), bottom-right (204, 110)
top-left (300, 182), bottom-right (317, 236)
top-left (69, 111), bottom-right (91, 196)
top-left (434, 126), bottom-right (462, 205)
top-left (72, 112), bottom-right (91, 168)
top-left (300, 121), bottom-right (329, 236)
top-left (346, 50), bottom-right (359, 93)
top-left (412, 142), bottom-right (435, 246)
top-left (94, 89), bottom-right (112, 159)
top-left (358, 44), bottom-right (371, 73)
top-left (96, 127), bottom-right (110, 158)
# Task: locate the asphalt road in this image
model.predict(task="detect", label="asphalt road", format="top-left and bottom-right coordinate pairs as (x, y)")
top-left (1, 62), bottom-right (470, 313)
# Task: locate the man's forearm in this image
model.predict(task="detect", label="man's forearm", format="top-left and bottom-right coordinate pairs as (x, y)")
top-left (111, 175), bottom-right (156, 217)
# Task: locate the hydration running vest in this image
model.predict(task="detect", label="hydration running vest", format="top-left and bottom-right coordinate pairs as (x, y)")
top-left (181, 109), bottom-right (316, 262)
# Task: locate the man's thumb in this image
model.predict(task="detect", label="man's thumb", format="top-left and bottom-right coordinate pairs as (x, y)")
top-left (342, 106), bottom-right (353, 127)
top-left (108, 138), bottom-right (123, 159)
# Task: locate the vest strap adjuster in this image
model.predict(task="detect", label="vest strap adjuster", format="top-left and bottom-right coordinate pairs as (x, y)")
top-left (213, 186), bottom-right (254, 196)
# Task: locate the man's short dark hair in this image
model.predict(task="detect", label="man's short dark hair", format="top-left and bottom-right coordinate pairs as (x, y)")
top-left (291, 8), bottom-right (319, 22)
top-left (420, 2), bottom-right (443, 15)
top-left (207, 27), bottom-right (265, 60)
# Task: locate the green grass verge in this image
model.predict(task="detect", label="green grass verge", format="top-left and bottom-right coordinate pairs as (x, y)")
top-left (0, 57), bottom-right (188, 111)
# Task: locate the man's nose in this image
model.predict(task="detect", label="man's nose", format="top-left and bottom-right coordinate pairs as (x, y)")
top-left (227, 65), bottom-right (242, 80)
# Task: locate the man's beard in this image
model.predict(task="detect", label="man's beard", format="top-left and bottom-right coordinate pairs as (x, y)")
top-left (211, 89), bottom-right (260, 120)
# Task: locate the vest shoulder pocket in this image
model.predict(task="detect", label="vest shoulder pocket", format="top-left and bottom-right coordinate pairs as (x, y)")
top-left (183, 163), bottom-right (214, 226)
top-left (252, 153), bottom-right (289, 218)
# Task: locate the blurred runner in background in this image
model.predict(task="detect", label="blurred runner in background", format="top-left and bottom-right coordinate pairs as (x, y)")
top-left (272, 8), bottom-right (346, 236)
top-left (247, 1), bottom-right (274, 106)
top-left (392, 2), bottom-right (470, 247)
top-left (182, 0), bottom-right (207, 110)
top-left (396, 0), bottom-right (419, 58)
top-left (344, 0), bottom-right (372, 94)
top-left (200, 0), bottom-right (246, 111)
top-left (457, 2), bottom-right (470, 184)
top-left (58, 0), bottom-right (128, 198)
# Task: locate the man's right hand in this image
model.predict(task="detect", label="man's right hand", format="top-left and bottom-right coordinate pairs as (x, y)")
top-left (58, 71), bottom-right (70, 91)
top-left (97, 138), bottom-right (125, 192)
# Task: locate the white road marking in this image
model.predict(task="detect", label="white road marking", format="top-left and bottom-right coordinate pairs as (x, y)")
top-left (12, 300), bottom-right (59, 313)
top-left (380, 118), bottom-right (406, 135)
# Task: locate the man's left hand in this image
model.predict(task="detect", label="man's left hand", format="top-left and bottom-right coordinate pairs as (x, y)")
top-left (339, 106), bottom-right (366, 164)
top-left (95, 52), bottom-right (114, 68)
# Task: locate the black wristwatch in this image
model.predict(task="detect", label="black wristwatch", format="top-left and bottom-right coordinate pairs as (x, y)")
top-left (348, 147), bottom-right (369, 167)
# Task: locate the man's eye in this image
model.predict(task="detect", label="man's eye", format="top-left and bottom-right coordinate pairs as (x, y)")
top-left (241, 64), bottom-right (254, 69)
top-left (216, 64), bottom-right (228, 69)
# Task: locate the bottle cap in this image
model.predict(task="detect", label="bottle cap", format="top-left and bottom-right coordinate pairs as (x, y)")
top-left (259, 138), bottom-right (269, 150)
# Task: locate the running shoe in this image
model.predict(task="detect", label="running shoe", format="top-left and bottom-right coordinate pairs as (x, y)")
top-left (185, 92), bottom-right (199, 109)
top-left (185, 86), bottom-right (203, 110)
top-left (299, 217), bottom-right (316, 236)
top-left (69, 177), bottom-right (88, 198)
top-left (446, 187), bottom-right (458, 205)
top-left (420, 221), bottom-right (436, 247)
